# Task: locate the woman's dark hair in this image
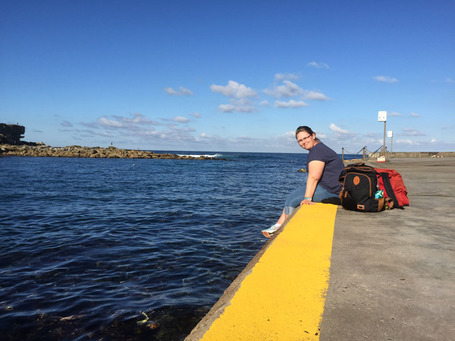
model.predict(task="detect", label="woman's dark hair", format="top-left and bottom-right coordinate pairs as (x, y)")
top-left (295, 126), bottom-right (315, 138)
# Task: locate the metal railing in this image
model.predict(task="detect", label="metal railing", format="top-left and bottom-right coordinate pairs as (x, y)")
top-left (341, 146), bottom-right (383, 162)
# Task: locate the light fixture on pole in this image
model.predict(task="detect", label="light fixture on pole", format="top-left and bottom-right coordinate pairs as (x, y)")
top-left (378, 111), bottom-right (387, 157)
top-left (387, 130), bottom-right (393, 154)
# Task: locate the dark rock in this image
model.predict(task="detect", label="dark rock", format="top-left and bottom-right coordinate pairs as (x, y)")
top-left (0, 144), bottom-right (227, 161)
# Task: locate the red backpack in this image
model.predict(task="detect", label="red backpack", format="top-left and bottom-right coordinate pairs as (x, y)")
top-left (375, 168), bottom-right (410, 208)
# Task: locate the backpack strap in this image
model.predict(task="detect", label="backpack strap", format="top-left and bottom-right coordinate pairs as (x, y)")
top-left (379, 172), bottom-right (403, 209)
top-left (339, 163), bottom-right (377, 183)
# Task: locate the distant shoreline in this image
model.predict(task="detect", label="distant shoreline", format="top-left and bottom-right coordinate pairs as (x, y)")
top-left (1, 143), bottom-right (454, 160)
top-left (0, 144), bottom-right (227, 160)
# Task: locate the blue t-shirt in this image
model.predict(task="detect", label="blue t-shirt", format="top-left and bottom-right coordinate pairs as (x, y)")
top-left (307, 142), bottom-right (344, 194)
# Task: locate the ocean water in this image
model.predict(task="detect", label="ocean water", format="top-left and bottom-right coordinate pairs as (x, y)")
top-left (0, 152), bottom-right (343, 340)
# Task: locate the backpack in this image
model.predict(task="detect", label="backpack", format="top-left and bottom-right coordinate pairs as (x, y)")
top-left (375, 168), bottom-right (410, 209)
top-left (338, 163), bottom-right (385, 212)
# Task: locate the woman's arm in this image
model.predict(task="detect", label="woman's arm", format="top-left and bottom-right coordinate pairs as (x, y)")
top-left (301, 160), bottom-right (325, 205)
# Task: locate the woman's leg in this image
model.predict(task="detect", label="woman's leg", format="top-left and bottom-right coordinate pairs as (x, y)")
top-left (312, 186), bottom-right (339, 202)
top-left (283, 181), bottom-right (338, 216)
top-left (265, 186), bottom-right (306, 235)
top-left (262, 208), bottom-right (289, 238)
top-left (283, 185), bottom-right (307, 216)
top-left (264, 175), bottom-right (338, 238)
top-left (276, 208), bottom-right (288, 226)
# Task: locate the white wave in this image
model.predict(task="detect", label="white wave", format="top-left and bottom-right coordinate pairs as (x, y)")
top-left (177, 153), bottom-right (223, 158)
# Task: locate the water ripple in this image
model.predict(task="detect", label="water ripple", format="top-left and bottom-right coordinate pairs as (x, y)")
top-left (0, 153), bottom-right (307, 340)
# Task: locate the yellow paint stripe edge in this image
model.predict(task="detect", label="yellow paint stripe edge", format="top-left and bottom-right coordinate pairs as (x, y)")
top-left (201, 204), bottom-right (338, 341)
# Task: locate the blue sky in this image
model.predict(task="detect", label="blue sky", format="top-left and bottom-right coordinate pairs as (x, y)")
top-left (1, 0), bottom-right (454, 153)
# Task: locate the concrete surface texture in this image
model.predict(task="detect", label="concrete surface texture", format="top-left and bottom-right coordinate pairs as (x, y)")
top-left (320, 158), bottom-right (455, 340)
top-left (187, 157), bottom-right (455, 340)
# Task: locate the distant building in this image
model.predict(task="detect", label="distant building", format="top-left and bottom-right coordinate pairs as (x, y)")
top-left (0, 123), bottom-right (25, 144)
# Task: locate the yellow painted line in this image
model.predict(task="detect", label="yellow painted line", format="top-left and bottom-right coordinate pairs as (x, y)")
top-left (200, 204), bottom-right (338, 341)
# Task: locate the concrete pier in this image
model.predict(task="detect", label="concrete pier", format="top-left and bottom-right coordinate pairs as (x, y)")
top-left (186, 157), bottom-right (455, 340)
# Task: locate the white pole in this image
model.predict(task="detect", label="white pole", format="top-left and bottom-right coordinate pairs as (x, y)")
top-left (378, 111), bottom-right (388, 158)
top-left (383, 121), bottom-right (387, 156)
top-left (387, 130), bottom-right (393, 156)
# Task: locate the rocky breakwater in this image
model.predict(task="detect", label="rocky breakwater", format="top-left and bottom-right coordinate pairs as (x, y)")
top-left (0, 144), bottom-right (225, 160)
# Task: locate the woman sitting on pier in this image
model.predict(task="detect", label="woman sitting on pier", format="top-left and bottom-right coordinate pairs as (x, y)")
top-left (262, 126), bottom-right (344, 238)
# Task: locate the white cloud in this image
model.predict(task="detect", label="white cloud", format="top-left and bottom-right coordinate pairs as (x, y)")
top-left (164, 86), bottom-right (194, 96)
top-left (274, 100), bottom-right (308, 108)
top-left (307, 61), bottom-right (330, 69)
top-left (82, 113), bottom-right (159, 133)
top-left (316, 131), bottom-right (327, 139)
top-left (61, 120), bottom-right (73, 127)
top-left (303, 90), bottom-right (329, 101)
top-left (389, 111), bottom-right (404, 117)
top-left (74, 112), bottom-right (220, 149)
top-left (396, 139), bottom-right (417, 145)
top-left (264, 80), bottom-right (304, 98)
top-left (119, 112), bottom-right (156, 124)
top-left (218, 104), bottom-right (236, 112)
top-left (410, 112), bottom-right (420, 117)
top-left (329, 123), bottom-right (352, 136)
top-left (277, 131), bottom-right (298, 144)
top-left (219, 103), bottom-right (256, 113)
top-left (274, 73), bottom-right (300, 81)
top-left (211, 80), bottom-right (257, 113)
top-left (445, 77), bottom-right (454, 83)
top-left (210, 80), bottom-right (257, 98)
top-left (174, 116), bottom-right (189, 123)
top-left (402, 128), bottom-right (426, 136)
top-left (98, 117), bottom-right (124, 128)
top-left (192, 112), bottom-right (201, 118)
top-left (211, 76), bottom-right (329, 113)
top-left (264, 80), bottom-right (329, 102)
top-left (285, 130), bottom-right (296, 138)
top-left (373, 75), bottom-right (399, 83)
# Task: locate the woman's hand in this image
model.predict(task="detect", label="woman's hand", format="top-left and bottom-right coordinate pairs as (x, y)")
top-left (300, 199), bottom-right (314, 206)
